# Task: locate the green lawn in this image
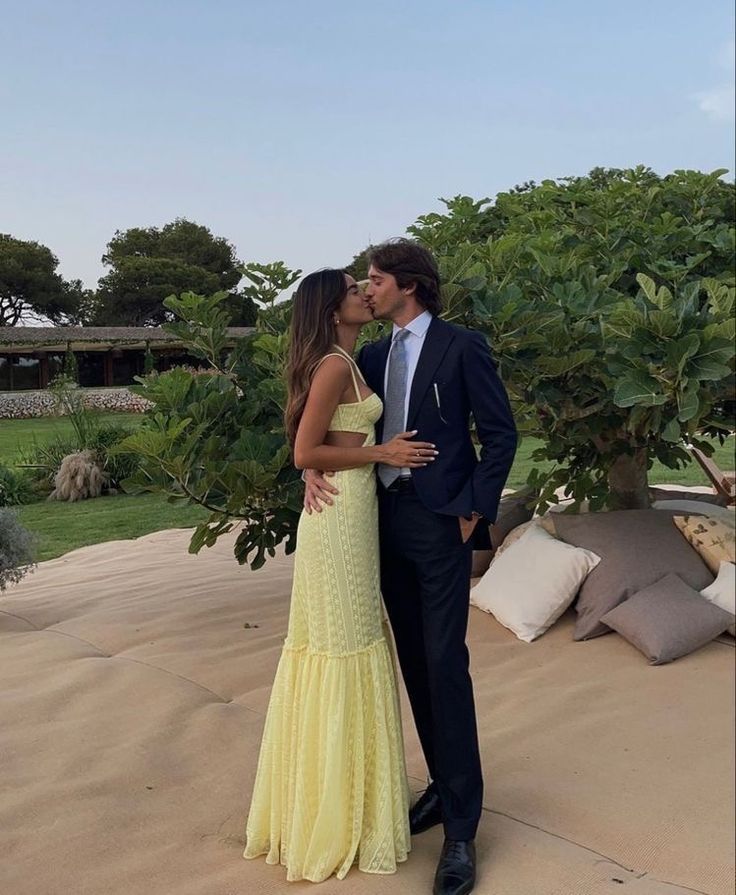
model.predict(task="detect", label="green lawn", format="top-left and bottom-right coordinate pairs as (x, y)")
top-left (15, 492), bottom-right (210, 562)
top-left (2, 413), bottom-right (733, 562)
top-left (0, 412), bottom-right (144, 465)
top-left (505, 434), bottom-right (735, 490)
top-left (3, 412), bottom-right (209, 561)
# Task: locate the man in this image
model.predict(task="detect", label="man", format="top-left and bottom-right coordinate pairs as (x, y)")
top-left (304, 238), bottom-right (517, 895)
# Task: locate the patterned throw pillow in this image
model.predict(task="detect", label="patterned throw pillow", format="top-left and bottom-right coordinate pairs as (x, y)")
top-left (673, 515), bottom-right (736, 575)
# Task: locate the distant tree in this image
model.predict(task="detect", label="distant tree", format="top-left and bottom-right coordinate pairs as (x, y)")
top-left (0, 234), bottom-right (82, 325)
top-left (93, 219), bottom-right (258, 326)
top-left (65, 279), bottom-right (103, 326)
top-left (343, 245), bottom-right (375, 280)
top-left (222, 292), bottom-right (260, 327)
top-left (101, 218), bottom-right (242, 283)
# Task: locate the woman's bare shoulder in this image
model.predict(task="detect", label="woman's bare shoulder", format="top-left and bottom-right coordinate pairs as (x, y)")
top-left (310, 354), bottom-right (352, 391)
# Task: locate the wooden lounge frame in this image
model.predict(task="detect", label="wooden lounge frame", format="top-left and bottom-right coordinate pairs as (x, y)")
top-left (687, 445), bottom-right (736, 505)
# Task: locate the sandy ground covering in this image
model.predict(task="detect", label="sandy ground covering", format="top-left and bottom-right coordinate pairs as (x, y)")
top-left (1, 517), bottom-right (734, 895)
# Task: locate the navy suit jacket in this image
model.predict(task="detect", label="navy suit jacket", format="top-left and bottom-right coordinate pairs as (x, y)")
top-left (357, 316), bottom-right (518, 523)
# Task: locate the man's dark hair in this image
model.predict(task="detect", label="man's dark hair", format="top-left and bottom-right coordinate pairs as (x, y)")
top-left (368, 238), bottom-right (443, 315)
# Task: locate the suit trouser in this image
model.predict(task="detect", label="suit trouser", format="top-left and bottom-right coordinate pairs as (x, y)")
top-left (378, 482), bottom-right (483, 841)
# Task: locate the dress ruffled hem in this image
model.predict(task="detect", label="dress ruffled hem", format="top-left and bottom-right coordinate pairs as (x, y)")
top-left (243, 841), bottom-right (410, 883)
top-left (243, 634), bottom-right (411, 883)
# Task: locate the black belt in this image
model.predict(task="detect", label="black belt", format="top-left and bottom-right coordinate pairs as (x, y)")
top-left (384, 475), bottom-right (414, 494)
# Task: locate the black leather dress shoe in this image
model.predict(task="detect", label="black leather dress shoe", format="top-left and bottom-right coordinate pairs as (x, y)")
top-left (433, 838), bottom-right (476, 895)
top-left (409, 785), bottom-right (443, 835)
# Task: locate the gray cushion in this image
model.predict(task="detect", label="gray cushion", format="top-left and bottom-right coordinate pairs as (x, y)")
top-left (648, 486), bottom-right (729, 507)
top-left (550, 509), bottom-right (714, 640)
top-left (600, 573), bottom-right (733, 664)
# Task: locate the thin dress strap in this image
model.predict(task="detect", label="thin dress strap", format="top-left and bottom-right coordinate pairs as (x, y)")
top-left (314, 351), bottom-right (362, 402)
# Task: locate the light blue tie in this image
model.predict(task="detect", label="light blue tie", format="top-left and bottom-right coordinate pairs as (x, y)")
top-left (378, 328), bottom-right (410, 488)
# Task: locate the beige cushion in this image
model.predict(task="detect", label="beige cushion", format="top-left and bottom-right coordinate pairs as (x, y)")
top-left (700, 561), bottom-right (736, 637)
top-left (493, 516), bottom-right (557, 560)
top-left (673, 515), bottom-right (736, 575)
top-left (493, 519), bottom-right (536, 558)
top-left (600, 573), bottom-right (733, 665)
top-left (470, 523), bottom-right (600, 642)
top-left (550, 509), bottom-right (714, 641)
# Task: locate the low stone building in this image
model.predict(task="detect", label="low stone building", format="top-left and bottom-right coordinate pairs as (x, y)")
top-left (0, 326), bottom-right (253, 390)
top-left (0, 325), bottom-right (253, 418)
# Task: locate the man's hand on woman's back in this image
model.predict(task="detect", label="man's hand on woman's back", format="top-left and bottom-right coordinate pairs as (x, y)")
top-left (303, 469), bottom-right (340, 514)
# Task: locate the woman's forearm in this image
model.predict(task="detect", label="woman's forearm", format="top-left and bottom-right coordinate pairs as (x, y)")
top-left (294, 443), bottom-right (384, 471)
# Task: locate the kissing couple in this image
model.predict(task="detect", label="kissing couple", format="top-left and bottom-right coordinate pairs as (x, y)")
top-left (244, 238), bottom-right (517, 895)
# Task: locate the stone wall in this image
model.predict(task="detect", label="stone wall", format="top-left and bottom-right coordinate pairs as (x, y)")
top-left (0, 388), bottom-right (154, 419)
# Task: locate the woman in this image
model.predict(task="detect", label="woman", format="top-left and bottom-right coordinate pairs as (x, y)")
top-left (243, 269), bottom-right (438, 882)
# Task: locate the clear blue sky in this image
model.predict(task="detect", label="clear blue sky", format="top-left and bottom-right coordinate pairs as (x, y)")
top-left (2, 0), bottom-right (734, 290)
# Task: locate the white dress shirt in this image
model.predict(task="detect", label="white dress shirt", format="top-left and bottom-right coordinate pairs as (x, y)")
top-left (384, 310), bottom-right (433, 476)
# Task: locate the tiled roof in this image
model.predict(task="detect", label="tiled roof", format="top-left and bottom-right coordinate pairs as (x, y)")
top-left (0, 326), bottom-right (254, 348)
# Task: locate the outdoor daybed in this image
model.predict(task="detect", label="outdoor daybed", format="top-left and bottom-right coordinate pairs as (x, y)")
top-left (1, 509), bottom-right (733, 895)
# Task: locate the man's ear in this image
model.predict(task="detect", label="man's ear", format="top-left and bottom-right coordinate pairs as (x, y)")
top-left (402, 280), bottom-right (417, 296)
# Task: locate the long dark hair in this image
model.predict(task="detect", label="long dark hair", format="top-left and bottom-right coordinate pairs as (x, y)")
top-left (368, 238), bottom-right (443, 315)
top-left (284, 268), bottom-right (347, 448)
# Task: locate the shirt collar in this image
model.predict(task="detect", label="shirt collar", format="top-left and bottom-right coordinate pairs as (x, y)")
top-left (392, 309), bottom-right (432, 340)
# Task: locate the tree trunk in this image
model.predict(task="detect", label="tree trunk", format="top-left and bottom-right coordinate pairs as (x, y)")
top-left (608, 448), bottom-right (651, 509)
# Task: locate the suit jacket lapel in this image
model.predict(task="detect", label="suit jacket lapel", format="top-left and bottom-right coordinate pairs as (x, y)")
top-left (407, 317), bottom-right (454, 429)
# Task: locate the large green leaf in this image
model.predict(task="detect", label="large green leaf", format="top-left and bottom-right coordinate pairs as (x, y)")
top-left (687, 338), bottom-right (735, 381)
top-left (613, 370), bottom-right (667, 407)
top-left (704, 318), bottom-right (735, 342)
top-left (536, 350), bottom-right (597, 377)
top-left (702, 278), bottom-right (735, 316)
top-left (665, 333), bottom-right (700, 374)
top-left (636, 273), bottom-right (674, 311)
top-left (647, 309), bottom-right (680, 338)
top-left (230, 430), bottom-right (284, 465)
top-left (636, 273), bottom-right (657, 304)
top-left (661, 416), bottom-right (682, 443)
top-left (677, 384), bottom-right (701, 421)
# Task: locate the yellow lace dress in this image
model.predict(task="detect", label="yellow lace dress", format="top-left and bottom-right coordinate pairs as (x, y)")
top-left (243, 350), bottom-right (411, 883)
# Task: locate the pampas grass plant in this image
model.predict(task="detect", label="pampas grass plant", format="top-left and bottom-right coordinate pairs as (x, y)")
top-left (48, 450), bottom-right (110, 502)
